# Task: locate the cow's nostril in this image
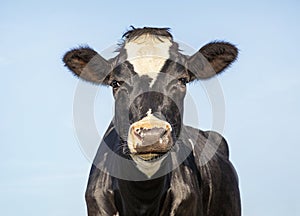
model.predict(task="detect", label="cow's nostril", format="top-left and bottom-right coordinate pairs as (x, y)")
top-left (161, 128), bottom-right (168, 137)
top-left (135, 127), bottom-right (168, 136)
top-left (139, 127), bottom-right (167, 144)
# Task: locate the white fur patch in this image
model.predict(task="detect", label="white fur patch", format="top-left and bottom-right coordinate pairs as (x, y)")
top-left (124, 34), bottom-right (172, 87)
top-left (188, 138), bottom-right (195, 151)
top-left (131, 154), bottom-right (167, 178)
top-left (146, 108), bottom-right (152, 116)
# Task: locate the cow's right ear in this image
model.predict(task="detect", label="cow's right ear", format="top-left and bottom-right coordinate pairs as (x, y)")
top-left (63, 47), bottom-right (111, 85)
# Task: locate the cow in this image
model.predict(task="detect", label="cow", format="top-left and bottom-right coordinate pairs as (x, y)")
top-left (63, 27), bottom-right (241, 216)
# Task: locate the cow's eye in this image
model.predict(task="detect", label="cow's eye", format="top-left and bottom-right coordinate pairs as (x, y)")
top-left (178, 77), bottom-right (189, 86)
top-left (110, 80), bottom-right (121, 88)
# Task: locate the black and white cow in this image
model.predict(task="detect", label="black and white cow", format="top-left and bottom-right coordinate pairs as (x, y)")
top-left (63, 27), bottom-right (241, 216)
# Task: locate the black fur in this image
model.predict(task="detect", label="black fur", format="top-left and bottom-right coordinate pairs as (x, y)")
top-left (63, 27), bottom-right (241, 216)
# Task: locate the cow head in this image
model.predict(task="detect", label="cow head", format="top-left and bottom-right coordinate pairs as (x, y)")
top-left (63, 27), bottom-right (238, 166)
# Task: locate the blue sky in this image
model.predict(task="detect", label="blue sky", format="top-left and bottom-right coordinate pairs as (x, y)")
top-left (1, 0), bottom-right (299, 215)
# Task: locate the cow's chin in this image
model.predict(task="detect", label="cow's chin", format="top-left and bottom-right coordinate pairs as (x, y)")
top-left (130, 150), bottom-right (171, 178)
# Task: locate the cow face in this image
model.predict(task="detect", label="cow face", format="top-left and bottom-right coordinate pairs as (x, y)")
top-left (63, 27), bottom-right (238, 164)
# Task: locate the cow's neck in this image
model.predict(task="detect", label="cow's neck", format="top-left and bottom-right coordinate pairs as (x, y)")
top-left (114, 174), bottom-right (170, 215)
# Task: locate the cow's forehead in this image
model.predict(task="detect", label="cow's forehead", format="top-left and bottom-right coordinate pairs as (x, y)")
top-left (124, 34), bottom-right (173, 86)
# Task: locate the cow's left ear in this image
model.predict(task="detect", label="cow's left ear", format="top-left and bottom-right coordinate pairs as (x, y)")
top-left (187, 42), bottom-right (238, 80)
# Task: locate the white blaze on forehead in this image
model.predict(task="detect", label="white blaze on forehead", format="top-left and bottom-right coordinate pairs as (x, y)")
top-left (124, 34), bottom-right (172, 87)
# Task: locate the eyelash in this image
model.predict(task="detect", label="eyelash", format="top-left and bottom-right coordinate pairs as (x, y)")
top-left (178, 77), bottom-right (189, 85)
top-left (110, 80), bottom-right (121, 88)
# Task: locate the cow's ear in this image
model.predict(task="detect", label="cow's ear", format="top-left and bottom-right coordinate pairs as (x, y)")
top-left (187, 42), bottom-right (238, 80)
top-left (63, 47), bottom-right (111, 85)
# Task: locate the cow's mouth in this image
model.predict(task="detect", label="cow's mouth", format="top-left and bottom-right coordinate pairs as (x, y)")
top-left (134, 152), bottom-right (168, 161)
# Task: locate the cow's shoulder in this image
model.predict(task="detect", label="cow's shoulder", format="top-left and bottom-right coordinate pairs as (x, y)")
top-left (85, 123), bottom-right (120, 215)
top-left (182, 125), bottom-right (229, 160)
top-left (183, 126), bottom-right (241, 215)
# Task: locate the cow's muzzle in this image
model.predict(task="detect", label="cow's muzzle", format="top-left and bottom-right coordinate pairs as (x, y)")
top-left (127, 111), bottom-right (173, 161)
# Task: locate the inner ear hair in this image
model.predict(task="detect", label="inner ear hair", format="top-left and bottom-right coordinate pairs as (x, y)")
top-left (63, 46), bottom-right (111, 84)
top-left (188, 41), bottom-right (238, 80)
top-left (199, 41), bottom-right (238, 72)
top-left (63, 46), bottom-right (98, 75)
